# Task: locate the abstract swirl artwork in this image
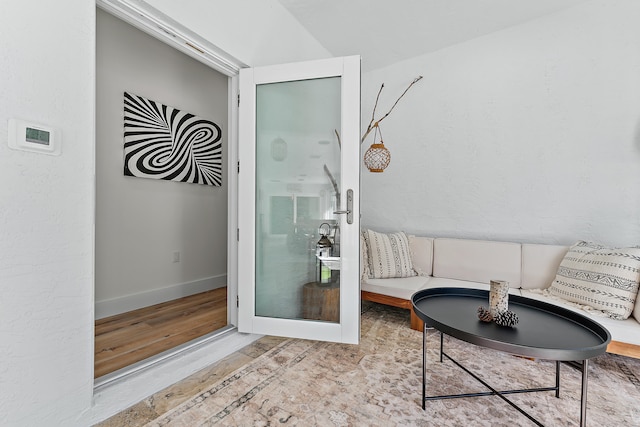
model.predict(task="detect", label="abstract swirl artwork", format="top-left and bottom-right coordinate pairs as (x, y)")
top-left (123, 92), bottom-right (223, 186)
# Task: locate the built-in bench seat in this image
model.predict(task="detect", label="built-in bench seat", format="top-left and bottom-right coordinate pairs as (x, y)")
top-left (361, 235), bottom-right (640, 359)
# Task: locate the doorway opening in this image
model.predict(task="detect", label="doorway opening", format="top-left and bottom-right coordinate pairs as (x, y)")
top-left (94, 288), bottom-right (227, 377)
top-left (94, 2), bottom-right (241, 382)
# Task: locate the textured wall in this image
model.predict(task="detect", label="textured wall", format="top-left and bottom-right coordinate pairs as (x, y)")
top-left (0, 1), bottom-right (334, 424)
top-left (145, 0), bottom-right (332, 67)
top-left (361, 0), bottom-right (640, 247)
top-left (0, 1), bottom-right (95, 425)
top-left (95, 9), bottom-right (228, 307)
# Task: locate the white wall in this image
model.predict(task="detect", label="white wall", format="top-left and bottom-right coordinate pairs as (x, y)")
top-left (0, 0), bottom-right (331, 425)
top-left (145, 0), bottom-right (332, 67)
top-left (95, 9), bottom-right (229, 317)
top-left (0, 1), bottom-right (95, 426)
top-left (361, 0), bottom-right (640, 247)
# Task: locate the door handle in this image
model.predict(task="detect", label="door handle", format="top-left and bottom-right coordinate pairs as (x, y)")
top-left (333, 189), bottom-right (354, 224)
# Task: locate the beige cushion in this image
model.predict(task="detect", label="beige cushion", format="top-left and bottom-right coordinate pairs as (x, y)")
top-left (409, 235), bottom-right (434, 277)
top-left (433, 238), bottom-right (522, 287)
top-left (362, 276), bottom-right (429, 300)
top-left (548, 241), bottom-right (640, 320)
top-left (521, 244), bottom-right (569, 290)
top-left (363, 229), bottom-right (416, 279)
top-left (421, 277), bottom-right (523, 295)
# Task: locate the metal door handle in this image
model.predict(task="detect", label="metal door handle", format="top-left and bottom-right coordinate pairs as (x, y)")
top-left (333, 189), bottom-right (354, 224)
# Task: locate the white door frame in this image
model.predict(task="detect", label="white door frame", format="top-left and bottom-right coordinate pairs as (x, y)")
top-left (91, 4), bottom-right (259, 418)
top-left (96, 0), bottom-right (246, 330)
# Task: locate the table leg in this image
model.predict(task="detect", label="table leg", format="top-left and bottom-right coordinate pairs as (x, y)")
top-left (439, 331), bottom-right (443, 363)
top-left (580, 359), bottom-right (589, 427)
top-left (422, 322), bottom-right (427, 410)
top-left (555, 360), bottom-right (560, 398)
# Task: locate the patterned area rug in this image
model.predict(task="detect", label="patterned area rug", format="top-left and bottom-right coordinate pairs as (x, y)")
top-left (144, 303), bottom-right (640, 426)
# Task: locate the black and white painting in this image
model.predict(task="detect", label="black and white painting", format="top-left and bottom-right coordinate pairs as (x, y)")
top-left (123, 92), bottom-right (223, 186)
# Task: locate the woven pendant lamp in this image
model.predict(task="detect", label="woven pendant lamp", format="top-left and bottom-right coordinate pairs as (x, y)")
top-left (363, 123), bottom-right (391, 173)
top-left (364, 141), bottom-right (391, 172)
top-left (360, 76), bottom-right (422, 173)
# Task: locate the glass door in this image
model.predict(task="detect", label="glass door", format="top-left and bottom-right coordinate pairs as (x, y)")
top-left (238, 56), bottom-right (360, 344)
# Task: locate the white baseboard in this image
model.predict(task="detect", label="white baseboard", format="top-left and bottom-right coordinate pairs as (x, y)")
top-left (95, 275), bottom-right (227, 319)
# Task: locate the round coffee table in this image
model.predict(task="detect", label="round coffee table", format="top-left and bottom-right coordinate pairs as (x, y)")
top-left (412, 287), bottom-right (611, 427)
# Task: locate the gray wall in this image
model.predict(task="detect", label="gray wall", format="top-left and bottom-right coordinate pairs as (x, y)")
top-left (361, 0), bottom-right (640, 247)
top-left (96, 9), bottom-right (229, 317)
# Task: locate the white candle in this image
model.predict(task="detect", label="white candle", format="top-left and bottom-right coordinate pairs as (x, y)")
top-left (489, 280), bottom-right (509, 318)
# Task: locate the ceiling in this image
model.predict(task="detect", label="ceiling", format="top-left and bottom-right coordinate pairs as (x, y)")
top-left (277, 0), bottom-right (589, 71)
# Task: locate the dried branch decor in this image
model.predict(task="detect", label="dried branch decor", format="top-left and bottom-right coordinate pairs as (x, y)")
top-left (362, 76), bottom-right (423, 144)
top-left (361, 76), bottom-right (422, 172)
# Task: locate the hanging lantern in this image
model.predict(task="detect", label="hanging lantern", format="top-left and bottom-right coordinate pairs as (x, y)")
top-left (360, 77), bottom-right (422, 173)
top-left (364, 141), bottom-right (391, 172)
top-left (363, 123), bottom-right (391, 173)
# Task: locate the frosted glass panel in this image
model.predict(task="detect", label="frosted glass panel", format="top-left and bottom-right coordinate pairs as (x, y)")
top-left (255, 77), bottom-right (341, 321)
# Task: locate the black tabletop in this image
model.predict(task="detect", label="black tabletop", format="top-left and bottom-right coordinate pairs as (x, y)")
top-left (412, 288), bottom-right (611, 360)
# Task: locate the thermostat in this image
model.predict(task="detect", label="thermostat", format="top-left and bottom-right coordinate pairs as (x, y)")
top-left (8, 118), bottom-right (61, 155)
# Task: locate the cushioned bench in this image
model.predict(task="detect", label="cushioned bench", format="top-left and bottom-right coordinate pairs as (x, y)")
top-left (360, 232), bottom-right (640, 359)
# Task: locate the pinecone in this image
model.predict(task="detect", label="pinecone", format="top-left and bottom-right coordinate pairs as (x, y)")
top-left (495, 310), bottom-right (519, 327)
top-left (477, 306), bottom-right (493, 322)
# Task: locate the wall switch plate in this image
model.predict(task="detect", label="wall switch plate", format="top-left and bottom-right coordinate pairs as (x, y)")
top-left (172, 251), bottom-right (180, 263)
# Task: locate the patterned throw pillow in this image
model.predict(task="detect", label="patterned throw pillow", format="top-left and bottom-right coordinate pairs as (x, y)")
top-left (363, 229), bottom-right (416, 279)
top-left (548, 241), bottom-right (640, 320)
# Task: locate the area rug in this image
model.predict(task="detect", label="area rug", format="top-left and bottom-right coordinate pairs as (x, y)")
top-left (145, 303), bottom-right (640, 426)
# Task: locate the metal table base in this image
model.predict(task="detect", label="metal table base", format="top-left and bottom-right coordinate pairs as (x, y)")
top-left (422, 326), bottom-right (590, 427)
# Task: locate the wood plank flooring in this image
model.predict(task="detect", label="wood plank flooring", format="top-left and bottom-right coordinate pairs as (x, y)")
top-left (95, 288), bottom-right (227, 379)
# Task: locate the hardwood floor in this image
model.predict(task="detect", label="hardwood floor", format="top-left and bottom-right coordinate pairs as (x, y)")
top-left (95, 288), bottom-right (227, 379)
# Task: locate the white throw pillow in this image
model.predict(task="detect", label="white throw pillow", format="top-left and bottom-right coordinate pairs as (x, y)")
top-left (548, 241), bottom-right (640, 320)
top-left (408, 235), bottom-right (434, 277)
top-left (363, 229), bottom-right (416, 279)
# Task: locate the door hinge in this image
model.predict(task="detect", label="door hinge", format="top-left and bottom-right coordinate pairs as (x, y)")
top-left (237, 160), bottom-right (240, 173)
top-left (237, 228), bottom-right (239, 241)
top-left (237, 94), bottom-right (240, 107)
top-left (236, 295), bottom-right (239, 308)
